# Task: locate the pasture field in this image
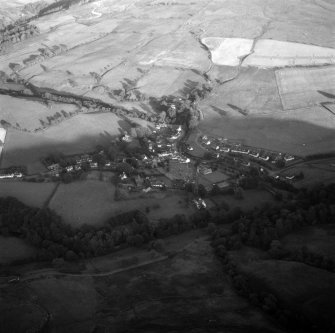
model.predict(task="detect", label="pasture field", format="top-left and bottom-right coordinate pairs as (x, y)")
top-left (48, 180), bottom-right (117, 227)
top-left (276, 66), bottom-right (335, 110)
top-left (0, 236), bottom-right (36, 264)
top-left (49, 180), bottom-right (195, 227)
top-left (210, 189), bottom-right (274, 211)
top-left (1, 113), bottom-right (124, 174)
top-left (0, 95), bottom-right (78, 131)
top-left (0, 180), bottom-right (56, 207)
top-left (204, 38), bottom-right (335, 68)
top-left (244, 40), bottom-right (335, 68)
top-left (280, 163), bottom-right (335, 187)
top-left (281, 225), bottom-right (335, 261)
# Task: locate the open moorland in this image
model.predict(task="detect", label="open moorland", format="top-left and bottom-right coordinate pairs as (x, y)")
top-left (0, 232), bottom-right (284, 333)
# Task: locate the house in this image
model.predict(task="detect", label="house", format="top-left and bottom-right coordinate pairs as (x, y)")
top-left (47, 163), bottom-right (61, 171)
top-left (231, 147), bottom-right (250, 154)
top-left (284, 155), bottom-right (295, 162)
top-left (122, 132), bottom-right (132, 142)
top-left (149, 178), bottom-right (165, 189)
top-left (90, 162), bottom-right (98, 169)
top-left (193, 198), bottom-right (206, 210)
top-left (200, 167), bottom-right (212, 175)
top-left (120, 172), bottom-right (128, 180)
top-left (77, 154), bottom-right (92, 164)
top-left (66, 165), bottom-right (74, 172)
top-left (74, 165), bottom-right (81, 171)
top-left (220, 147), bottom-right (230, 153)
top-left (249, 150), bottom-right (259, 158)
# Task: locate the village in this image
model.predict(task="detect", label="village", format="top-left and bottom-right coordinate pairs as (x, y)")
top-left (0, 117), bottom-right (309, 211)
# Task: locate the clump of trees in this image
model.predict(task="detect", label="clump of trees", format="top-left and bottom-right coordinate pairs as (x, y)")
top-left (0, 24), bottom-right (39, 53)
top-left (153, 83), bottom-right (212, 128)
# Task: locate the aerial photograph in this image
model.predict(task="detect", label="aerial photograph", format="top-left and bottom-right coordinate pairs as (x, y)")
top-left (0, 0), bottom-right (334, 332)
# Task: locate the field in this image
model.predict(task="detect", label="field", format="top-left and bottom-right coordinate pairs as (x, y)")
top-left (0, 233), bottom-right (284, 332)
top-left (0, 236), bottom-right (36, 264)
top-left (0, 95), bottom-right (78, 131)
top-left (49, 180), bottom-right (195, 227)
top-left (203, 38), bottom-right (335, 68)
top-left (210, 189), bottom-right (274, 211)
top-left (244, 40), bottom-right (335, 68)
top-left (0, 180), bottom-right (56, 207)
top-left (1, 112), bottom-right (125, 174)
top-left (280, 162), bottom-right (335, 187)
top-left (276, 66), bottom-right (335, 110)
top-left (281, 224), bottom-right (335, 261)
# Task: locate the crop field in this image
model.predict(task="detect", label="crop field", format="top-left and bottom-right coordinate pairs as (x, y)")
top-left (0, 236), bottom-right (36, 264)
top-left (0, 180), bottom-right (56, 207)
top-left (203, 38), bottom-right (253, 66)
top-left (0, 95), bottom-right (78, 131)
top-left (1, 113), bottom-right (124, 173)
top-left (276, 66), bottom-right (335, 110)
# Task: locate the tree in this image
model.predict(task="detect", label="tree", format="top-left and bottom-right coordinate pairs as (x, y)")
top-left (65, 250), bottom-right (79, 261)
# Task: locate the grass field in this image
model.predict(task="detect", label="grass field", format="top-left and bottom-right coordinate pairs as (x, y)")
top-left (244, 40), bottom-right (335, 68)
top-left (1, 113), bottom-right (124, 174)
top-left (0, 95), bottom-right (78, 131)
top-left (0, 180), bottom-right (56, 207)
top-left (281, 224), bottom-right (335, 261)
top-left (276, 66), bottom-right (335, 110)
top-left (49, 180), bottom-right (195, 227)
top-left (0, 236), bottom-right (36, 264)
top-left (210, 189), bottom-right (274, 211)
